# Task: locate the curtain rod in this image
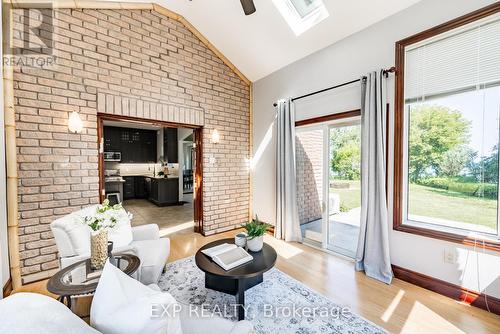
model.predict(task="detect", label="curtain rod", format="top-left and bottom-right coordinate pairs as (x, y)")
top-left (273, 66), bottom-right (396, 107)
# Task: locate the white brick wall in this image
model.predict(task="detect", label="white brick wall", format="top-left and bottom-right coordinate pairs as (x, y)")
top-left (13, 8), bottom-right (250, 283)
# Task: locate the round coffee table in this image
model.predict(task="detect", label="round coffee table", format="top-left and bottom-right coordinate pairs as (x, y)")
top-left (195, 238), bottom-right (277, 320)
top-left (47, 254), bottom-right (140, 308)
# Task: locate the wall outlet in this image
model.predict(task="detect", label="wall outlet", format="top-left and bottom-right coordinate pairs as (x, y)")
top-left (443, 249), bottom-right (456, 264)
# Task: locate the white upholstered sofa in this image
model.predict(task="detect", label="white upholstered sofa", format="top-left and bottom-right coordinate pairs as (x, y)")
top-left (50, 205), bottom-right (170, 285)
top-left (0, 269), bottom-right (254, 334)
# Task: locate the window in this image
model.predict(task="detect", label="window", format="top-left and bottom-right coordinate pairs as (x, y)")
top-left (272, 0), bottom-right (329, 36)
top-left (394, 5), bottom-right (500, 249)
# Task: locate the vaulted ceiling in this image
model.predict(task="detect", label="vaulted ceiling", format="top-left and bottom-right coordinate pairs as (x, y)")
top-left (157, 0), bottom-right (422, 82)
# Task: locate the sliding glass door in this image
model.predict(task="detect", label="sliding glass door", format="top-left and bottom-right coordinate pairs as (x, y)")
top-left (327, 120), bottom-right (361, 257)
top-left (296, 116), bottom-right (361, 257)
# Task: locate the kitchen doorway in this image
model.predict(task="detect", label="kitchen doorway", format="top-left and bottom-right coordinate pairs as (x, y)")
top-left (97, 113), bottom-right (203, 234)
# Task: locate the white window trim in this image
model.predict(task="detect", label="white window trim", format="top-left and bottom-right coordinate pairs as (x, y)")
top-left (296, 115), bottom-right (361, 257)
top-left (272, 0), bottom-right (329, 36)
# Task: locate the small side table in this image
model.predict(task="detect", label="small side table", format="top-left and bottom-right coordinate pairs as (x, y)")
top-left (47, 254), bottom-right (140, 309)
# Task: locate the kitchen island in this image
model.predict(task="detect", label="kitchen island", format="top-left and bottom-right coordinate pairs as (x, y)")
top-left (122, 175), bottom-right (181, 206)
top-left (145, 176), bottom-right (180, 207)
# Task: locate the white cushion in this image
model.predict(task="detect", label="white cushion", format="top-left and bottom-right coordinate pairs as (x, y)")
top-left (51, 206), bottom-right (95, 256)
top-left (91, 261), bottom-right (182, 334)
top-left (132, 238), bottom-right (170, 284)
top-left (0, 293), bottom-right (99, 334)
top-left (108, 212), bottom-right (133, 248)
top-left (52, 205), bottom-right (133, 257)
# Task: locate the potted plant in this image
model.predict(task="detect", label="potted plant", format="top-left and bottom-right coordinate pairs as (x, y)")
top-left (80, 200), bottom-right (132, 269)
top-left (243, 216), bottom-right (271, 252)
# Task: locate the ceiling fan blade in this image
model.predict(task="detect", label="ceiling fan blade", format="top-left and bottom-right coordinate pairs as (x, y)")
top-left (240, 0), bottom-right (256, 15)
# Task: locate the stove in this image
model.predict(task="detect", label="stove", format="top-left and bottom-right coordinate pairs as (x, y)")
top-left (104, 176), bottom-right (125, 183)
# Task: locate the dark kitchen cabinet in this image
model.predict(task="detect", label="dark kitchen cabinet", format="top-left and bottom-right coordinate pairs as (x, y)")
top-left (142, 130), bottom-right (157, 162)
top-left (121, 129), bottom-right (142, 163)
top-left (104, 126), bottom-right (157, 163)
top-left (149, 178), bottom-right (179, 206)
top-left (134, 176), bottom-right (146, 199)
top-left (103, 127), bottom-right (120, 151)
top-left (123, 176), bottom-right (147, 199)
top-left (163, 128), bottom-right (178, 163)
top-left (123, 176), bottom-right (135, 200)
top-left (145, 177), bottom-right (152, 198)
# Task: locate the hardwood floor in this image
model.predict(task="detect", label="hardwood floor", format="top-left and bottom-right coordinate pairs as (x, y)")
top-left (13, 227), bottom-right (500, 333)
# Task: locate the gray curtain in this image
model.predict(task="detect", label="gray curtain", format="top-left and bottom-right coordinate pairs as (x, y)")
top-left (355, 71), bottom-right (393, 284)
top-left (275, 99), bottom-right (302, 242)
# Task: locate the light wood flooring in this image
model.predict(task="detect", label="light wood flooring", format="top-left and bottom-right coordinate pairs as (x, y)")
top-left (13, 227), bottom-right (500, 333)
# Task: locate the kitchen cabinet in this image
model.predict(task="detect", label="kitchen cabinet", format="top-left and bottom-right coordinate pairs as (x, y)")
top-left (134, 176), bottom-right (146, 199)
top-left (104, 126), bottom-right (157, 163)
top-left (121, 129), bottom-right (142, 163)
top-left (148, 177), bottom-right (179, 206)
top-left (142, 130), bottom-right (157, 162)
top-left (123, 176), bottom-right (135, 200)
top-left (103, 127), bottom-right (121, 151)
top-left (123, 176), bottom-right (148, 199)
top-left (163, 128), bottom-right (178, 163)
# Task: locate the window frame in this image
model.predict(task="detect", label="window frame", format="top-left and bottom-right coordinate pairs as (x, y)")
top-left (295, 110), bottom-right (362, 256)
top-left (393, 3), bottom-right (500, 252)
top-left (272, 0), bottom-right (329, 36)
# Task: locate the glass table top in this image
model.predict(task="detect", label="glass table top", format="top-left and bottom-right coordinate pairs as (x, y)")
top-left (60, 257), bottom-right (131, 286)
top-left (47, 254), bottom-right (140, 296)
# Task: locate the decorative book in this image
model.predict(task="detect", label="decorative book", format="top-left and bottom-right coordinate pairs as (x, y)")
top-left (201, 243), bottom-right (253, 270)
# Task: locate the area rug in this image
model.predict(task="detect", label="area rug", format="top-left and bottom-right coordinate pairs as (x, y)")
top-left (158, 257), bottom-right (388, 334)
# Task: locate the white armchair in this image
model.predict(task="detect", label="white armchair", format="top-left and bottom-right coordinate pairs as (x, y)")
top-left (50, 205), bottom-right (170, 285)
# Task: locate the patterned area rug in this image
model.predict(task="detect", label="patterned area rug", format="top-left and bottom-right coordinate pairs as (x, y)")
top-left (158, 257), bottom-right (388, 334)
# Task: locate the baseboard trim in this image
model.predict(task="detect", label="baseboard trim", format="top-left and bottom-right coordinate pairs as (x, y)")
top-left (2, 278), bottom-right (12, 298)
top-left (392, 265), bottom-right (500, 315)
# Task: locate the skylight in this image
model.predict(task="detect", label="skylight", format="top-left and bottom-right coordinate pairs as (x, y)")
top-left (273, 0), bottom-right (329, 36)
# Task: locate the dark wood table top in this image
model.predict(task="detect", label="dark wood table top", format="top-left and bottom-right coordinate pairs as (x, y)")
top-left (47, 254), bottom-right (140, 297)
top-left (195, 238), bottom-right (277, 279)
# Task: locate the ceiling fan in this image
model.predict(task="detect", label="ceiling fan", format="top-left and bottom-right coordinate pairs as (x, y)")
top-left (240, 0), bottom-right (256, 15)
top-left (188, 0), bottom-right (256, 16)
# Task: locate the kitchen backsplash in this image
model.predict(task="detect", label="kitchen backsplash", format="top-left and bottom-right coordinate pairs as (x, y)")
top-left (106, 162), bottom-right (179, 177)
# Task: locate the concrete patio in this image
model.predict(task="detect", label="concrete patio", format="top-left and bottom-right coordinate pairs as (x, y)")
top-left (300, 208), bottom-right (360, 257)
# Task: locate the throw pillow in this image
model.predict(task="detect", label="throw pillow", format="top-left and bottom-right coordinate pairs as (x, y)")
top-left (91, 261), bottom-right (182, 334)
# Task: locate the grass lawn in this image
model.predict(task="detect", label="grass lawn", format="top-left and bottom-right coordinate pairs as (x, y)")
top-left (330, 180), bottom-right (360, 212)
top-left (330, 181), bottom-right (497, 230)
top-left (408, 183), bottom-right (497, 230)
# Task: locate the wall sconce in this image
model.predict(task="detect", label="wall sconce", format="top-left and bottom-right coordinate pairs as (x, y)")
top-left (211, 129), bottom-right (220, 144)
top-left (68, 111), bottom-right (83, 133)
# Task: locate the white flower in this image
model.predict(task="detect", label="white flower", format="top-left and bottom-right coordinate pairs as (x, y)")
top-left (80, 201), bottom-right (132, 232)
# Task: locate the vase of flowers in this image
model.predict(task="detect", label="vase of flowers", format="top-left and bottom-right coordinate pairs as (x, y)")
top-left (90, 229), bottom-right (108, 270)
top-left (243, 215), bottom-right (271, 252)
top-left (81, 200), bottom-right (132, 270)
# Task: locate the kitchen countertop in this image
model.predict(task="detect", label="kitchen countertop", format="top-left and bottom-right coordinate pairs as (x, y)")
top-left (104, 179), bottom-right (125, 183)
top-left (120, 174), bottom-right (179, 179)
top-left (144, 175), bottom-right (179, 180)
